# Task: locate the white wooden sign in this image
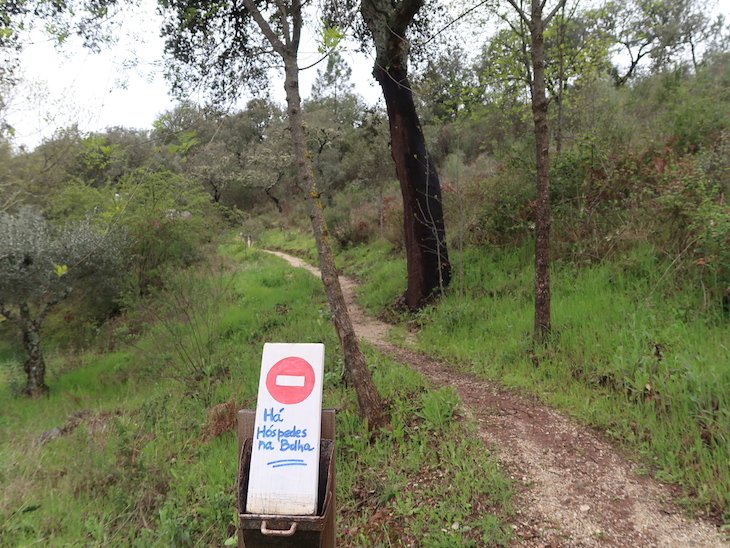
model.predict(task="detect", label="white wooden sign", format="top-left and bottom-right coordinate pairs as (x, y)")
top-left (246, 343), bottom-right (325, 515)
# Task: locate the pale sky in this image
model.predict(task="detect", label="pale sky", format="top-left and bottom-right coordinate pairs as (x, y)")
top-left (5, 0), bottom-right (383, 150)
top-left (7, 0), bottom-right (728, 150)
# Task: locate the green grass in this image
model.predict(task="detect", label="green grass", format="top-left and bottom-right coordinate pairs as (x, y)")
top-left (338, 240), bottom-right (730, 522)
top-left (0, 337), bottom-right (21, 389)
top-left (334, 350), bottom-right (512, 546)
top-left (336, 239), bottom-right (407, 315)
top-left (258, 229), bottom-right (407, 317)
top-left (0, 240), bottom-right (513, 546)
top-left (257, 229), bottom-right (318, 263)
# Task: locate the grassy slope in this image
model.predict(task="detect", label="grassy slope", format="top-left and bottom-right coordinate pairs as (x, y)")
top-left (414, 246), bottom-right (729, 519)
top-left (261, 230), bottom-right (729, 523)
top-left (0, 242), bottom-right (512, 546)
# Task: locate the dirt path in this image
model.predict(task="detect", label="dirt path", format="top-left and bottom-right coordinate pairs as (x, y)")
top-left (265, 250), bottom-right (726, 547)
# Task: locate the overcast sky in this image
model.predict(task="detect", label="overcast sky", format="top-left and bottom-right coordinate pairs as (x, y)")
top-left (5, 0), bottom-right (383, 150)
top-left (7, 0), bottom-right (728, 150)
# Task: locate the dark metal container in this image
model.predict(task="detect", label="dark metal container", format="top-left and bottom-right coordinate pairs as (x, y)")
top-left (236, 410), bottom-right (336, 548)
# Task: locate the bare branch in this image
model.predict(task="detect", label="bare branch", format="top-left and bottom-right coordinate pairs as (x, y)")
top-left (544, 0), bottom-right (569, 27)
top-left (241, 0), bottom-right (287, 55)
top-left (499, 10), bottom-right (526, 37)
top-left (291, 0), bottom-right (303, 51)
top-left (393, 0), bottom-right (425, 35)
top-left (418, 0), bottom-right (492, 48)
top-left (504, 0), bottom-right (530, 27)
top-left (0, 182), bottom-right (23, 213)
top-left (300, 9), bottom-right (358, 71)
top-left (300, 49), bottom-right (334, 71)
top-left (273, 0), bottom-right (292, 47)
top-left (38, 288), bottom-right (71, 323)
top-left (265, 179), bottom-right (284, 213)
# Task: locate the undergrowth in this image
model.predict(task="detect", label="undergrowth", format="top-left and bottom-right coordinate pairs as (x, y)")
top-left (0, 240), bottom-right (512, 546)
top-left (336, 239), bottom-right (729, 523)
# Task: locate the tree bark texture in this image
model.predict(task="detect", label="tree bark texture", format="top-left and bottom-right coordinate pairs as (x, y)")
top-left (239, 0), bottom-right (387, 430)
top-left (555, 4), bottom-right (566, 156)
top-left (375, 64), bottom-right (451, 309)
top-left (282, 58), bottom-right (388, 431)
top-left (530, 2), bottom-right (552, 342)
top-left (20, 304), bottom-right (49, 396)
top-left (361, 0), bottom-right (451, 310)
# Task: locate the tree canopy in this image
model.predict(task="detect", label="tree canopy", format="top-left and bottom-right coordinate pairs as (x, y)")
top-left (0, 208), bottom-right (124, 394)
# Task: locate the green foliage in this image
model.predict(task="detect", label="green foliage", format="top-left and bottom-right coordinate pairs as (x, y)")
top-left (0, 208), bottom-right (124, 313)
top-left (475, 27), bottom-right (532, 119)
top-left (45, 179), bottom-right (108, 222)
top-left (545, 8), bottom-right (613, 88)
top-left (133, 264), bottom-right (235, 402)
top-left (167, 129), bottom-right (200, 158)
top-left (414, 46), bottom-right (482, 125)
top-left (319, 26), bottom-right (345, 52)
top-left (105, 169), bottom-right (217, 296)
top-left (324, 187), bottom-right (381, 248)
top-left (0, 243), bottom-right (513, 545)
top-left (417, 387), bottom-right (460, 431)
top-left (475, 144), bottom-right (536, 246)
top-left (341, 241), bottom-right (730, 517)
top-left (77, 134), bottom-right (125, 186)
top-left (160, 0), bottom-right (270, 104)
top-left (0, 209), bottom-right (123, 397)
top-left (423, 54), bottom-right (730, 303)
top-left (603, 0), bottom-right (725, 84)
top-left (1, 0), bottom-right (728, 533)
top-left (337, 239), bottom-right (406, 314)
top-left (335, 351), bottom-right (512, 546)
top-left (257, 229), bottom-right (318, 263)
top-left (653, 135), bottom-right (730, 306)
top-left (657, 59), bottom-right (730, 151)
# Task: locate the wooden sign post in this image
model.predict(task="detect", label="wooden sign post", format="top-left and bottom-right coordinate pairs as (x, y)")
top-left (246, 343), bottom-right (325, 516)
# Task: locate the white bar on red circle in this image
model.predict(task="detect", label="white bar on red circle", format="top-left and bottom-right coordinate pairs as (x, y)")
top-left (246, 343), bottom-right (325, 516)
top-left (276, 374), bottom-right (306, 387)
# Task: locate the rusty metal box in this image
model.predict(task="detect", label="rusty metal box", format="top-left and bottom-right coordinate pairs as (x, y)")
top-left (236, 409), bottom-right (336, 547)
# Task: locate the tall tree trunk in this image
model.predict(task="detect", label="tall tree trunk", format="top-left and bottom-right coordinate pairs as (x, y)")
top-left (20, 305), bottom-right (49, 396)
top-left (361, 0), bottom-right (451, 311)
top-left (530, 3), bottom-right (552, 342)
top-left (375, 64), bottom-right (451, 309)
top-left (555, 3), bottom-right (566, 156)
top-left (282, 57), bottom-right (388, 431)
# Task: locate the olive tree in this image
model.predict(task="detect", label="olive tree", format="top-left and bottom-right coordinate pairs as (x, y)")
top-left (0, 209), bottom-right (123, 396)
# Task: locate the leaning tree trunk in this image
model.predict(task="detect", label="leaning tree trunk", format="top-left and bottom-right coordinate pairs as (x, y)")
top-left (530, 4), bottom-right (552, 343)
top-left (20, 305), bottom-right (49, 396)
top-left (375, 64), bottom-right (451, 309)
top-left (360, 0), bottom-right (451, 311)
top-left (282, 57), bottom-right (388, 431)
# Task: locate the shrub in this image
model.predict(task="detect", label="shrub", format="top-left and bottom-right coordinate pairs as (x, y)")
top-left (325, 187), bottom-right (380, 248)
top-left (106, 169), bottom-right (219, 297)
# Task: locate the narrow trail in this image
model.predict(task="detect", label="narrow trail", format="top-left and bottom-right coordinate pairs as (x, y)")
top-left (264, 250), bottom-right (726, 547)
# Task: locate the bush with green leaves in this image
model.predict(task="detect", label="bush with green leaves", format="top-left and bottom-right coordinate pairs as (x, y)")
top-left (104, 169), bottom-right (219, 297)
top-left (655, 136), bottom-right (730, 310)
top-left (324, 187), bottom-right (379, 248)
top-left (0, 208), bottom-right (124, 395)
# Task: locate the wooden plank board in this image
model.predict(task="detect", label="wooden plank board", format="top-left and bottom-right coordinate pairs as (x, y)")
top-left (245, 343), bottom-right (325, 515)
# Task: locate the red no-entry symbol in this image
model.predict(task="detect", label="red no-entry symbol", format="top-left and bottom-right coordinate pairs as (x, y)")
top-left (266, 356), bottom-right (316, 404)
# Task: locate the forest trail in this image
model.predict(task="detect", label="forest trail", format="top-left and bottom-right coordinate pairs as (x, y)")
top-left (264, 250), bottom-right (726, 547)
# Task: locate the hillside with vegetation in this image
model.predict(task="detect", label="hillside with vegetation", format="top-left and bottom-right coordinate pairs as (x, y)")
top-left (1, 0), bottom-right (729, 545)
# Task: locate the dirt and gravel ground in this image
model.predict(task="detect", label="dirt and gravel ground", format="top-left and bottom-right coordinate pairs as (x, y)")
top-left (265, 250), bottom-right (727, 547)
